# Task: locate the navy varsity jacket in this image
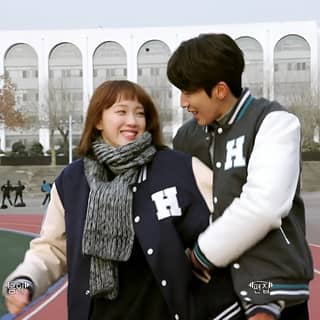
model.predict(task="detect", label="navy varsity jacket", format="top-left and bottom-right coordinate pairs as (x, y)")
top-left (55, 149), bottom-right (244, 320)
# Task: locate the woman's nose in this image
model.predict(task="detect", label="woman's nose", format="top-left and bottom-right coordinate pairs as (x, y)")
top-left (126, 112), bottom-right (138, 125)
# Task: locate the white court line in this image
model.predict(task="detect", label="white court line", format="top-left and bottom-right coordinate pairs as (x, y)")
top-left (314, 269), bottom-right (320, 275)
top-left (22, 280), bottom-right (68, 320)
top-left (0, 228), bottom-right (38, 237)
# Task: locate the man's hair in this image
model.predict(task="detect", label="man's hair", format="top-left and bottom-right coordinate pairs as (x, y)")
top-left (167, 33), bottom-right (245, 98)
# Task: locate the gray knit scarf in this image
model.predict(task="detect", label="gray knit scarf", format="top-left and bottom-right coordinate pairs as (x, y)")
top-left (82, 132), bottom-right (156, 299)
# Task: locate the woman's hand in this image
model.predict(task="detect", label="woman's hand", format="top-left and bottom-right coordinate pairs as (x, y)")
top-left (5, 289), bottom-right (31, 315)
top-left (186, 248), bottom-right (211, 283)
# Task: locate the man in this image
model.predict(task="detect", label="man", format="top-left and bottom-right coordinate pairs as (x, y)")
top-left (1, 180), bottom-right (13, 208)
top-left (167, 33), bottom-right (313, 320)
top-left (14, 180), bottom-right (26, 207)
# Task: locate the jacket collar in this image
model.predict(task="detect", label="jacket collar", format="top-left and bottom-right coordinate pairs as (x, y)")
top-left (137, 165), bottom-right (148, 184)
top-left (205, 88), bottom-right (253, 133)
top-left (226, 88), bottom-right (253, 125)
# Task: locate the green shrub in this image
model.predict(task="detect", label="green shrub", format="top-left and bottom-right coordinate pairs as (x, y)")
top-left (29, 142), bottom-right (44, 156)
top-left (10, 141), bottom-right (28, 157)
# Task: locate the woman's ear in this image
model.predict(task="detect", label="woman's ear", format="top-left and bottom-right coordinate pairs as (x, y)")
top-left (95, 120), bottom-right (102, 130)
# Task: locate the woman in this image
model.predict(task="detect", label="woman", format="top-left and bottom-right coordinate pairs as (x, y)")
top-left (3, 80), bottom-right (242, 320)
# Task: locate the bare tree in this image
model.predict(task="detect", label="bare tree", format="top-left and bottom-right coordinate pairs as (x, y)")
top-left (287, 90), bottom-right (320, 151)
top-left (44, 79), bottom-right (81, 165)
top-left (0, 75), bottom-right (25, 129)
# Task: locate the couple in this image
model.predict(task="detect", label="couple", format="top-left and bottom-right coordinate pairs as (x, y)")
top-left (2, 34), bottom-right (313, 320)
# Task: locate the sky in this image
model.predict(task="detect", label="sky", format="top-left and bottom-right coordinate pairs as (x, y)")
top-left (1, 0), bottom-right (320, 31)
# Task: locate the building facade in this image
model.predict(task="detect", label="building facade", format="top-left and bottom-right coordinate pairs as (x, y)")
top-left (0, 20), bottom-right (318, 151)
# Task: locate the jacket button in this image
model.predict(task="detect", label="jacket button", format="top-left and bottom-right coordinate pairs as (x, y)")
top-left (217, 127), bottom-right (223, 134)
top-left (216, 162), bottom-right (222, 168)
top-left (134, 216), bottom-right (140, 223)
top-left (174, 314), bottom-right (180, 320)
top-left (147, 248), bottom-right (154, 255)
top-left (233, 263), bottom-right (240, 269)
top-left (244, 297), bottom-right (252, 302)
top-left (85, 290), bottom-right (90, 295)
top-left (132, 186), bottom-right (137, 192)
top-left (161, 280), bottom-right (167, 287)
top-left (240, 290), bottom-right (247, 296)
top-left (213, 196), bottom-right (218, 204)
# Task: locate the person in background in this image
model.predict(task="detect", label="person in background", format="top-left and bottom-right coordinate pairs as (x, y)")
top-left (2, 80), bottom-right (245, 320)
top-left (40, 180), bottom-right (51, 206)
top-left (167, 33), bottom-right (313, 320)
top-left (1, 180), bottom-right (13, 208)
top-left (14, 180), bottom-right (26, 207)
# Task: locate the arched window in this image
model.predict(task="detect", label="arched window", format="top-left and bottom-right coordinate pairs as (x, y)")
top-left (48, 43), bottom-right (83, 123)
top-left (236, 36), bottom-right (263, 97)
top-left (137, 40), bottom-right (172, 143)
top-left (274, 35), bottom-right (311, 106)
top-left (4, 43), bottom-right (39, 147)
top-left (93, 41), bottom-right (127, 89)
top-left (48, 43), bottom-right (83, 147)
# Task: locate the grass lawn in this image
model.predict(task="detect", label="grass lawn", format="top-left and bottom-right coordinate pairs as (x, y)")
top-left (0, 230), bottom-right (33, 317)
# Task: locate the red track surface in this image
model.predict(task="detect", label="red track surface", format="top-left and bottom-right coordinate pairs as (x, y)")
top-left (0, 214), bottom-right (319, 319)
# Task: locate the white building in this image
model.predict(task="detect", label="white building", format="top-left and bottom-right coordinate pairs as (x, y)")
top-left (0, 20), bottom-right (318, 150)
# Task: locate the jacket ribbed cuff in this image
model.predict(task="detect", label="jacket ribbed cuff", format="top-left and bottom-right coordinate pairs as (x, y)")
top-left (6, 277), bottom-right (34, 299)
top-left (193, 242), bottom-right (215, 270)
top-left (244, 301), bottom-right (284, 319)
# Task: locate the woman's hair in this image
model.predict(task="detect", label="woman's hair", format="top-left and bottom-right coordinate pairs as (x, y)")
top-left (167, 33), bottom-right (244, 98)
top-left (78, 80), bottom-right (165, 155)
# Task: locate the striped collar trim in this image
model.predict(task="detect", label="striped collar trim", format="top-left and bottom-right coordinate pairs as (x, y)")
top-left (204, 88), bottom-right (253, 133)
top-left (227, 88), bottom-right (252, 125)
top-left (137, 165), bottom-right (147, 183)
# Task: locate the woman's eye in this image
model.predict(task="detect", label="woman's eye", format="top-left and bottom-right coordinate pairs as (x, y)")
top-left (137, 111), bottom-right (145, 116)
top-left (116, 110), bottom-right (126, 114)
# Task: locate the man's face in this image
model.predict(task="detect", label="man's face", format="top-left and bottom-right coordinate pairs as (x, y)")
top-left (180, 88), bottom-right (223, 126)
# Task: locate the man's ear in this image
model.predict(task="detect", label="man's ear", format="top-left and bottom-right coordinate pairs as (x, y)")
top-left (213, 81), bottom-right (229, 100)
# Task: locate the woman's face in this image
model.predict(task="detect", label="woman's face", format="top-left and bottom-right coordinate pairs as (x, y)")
top-left (96, 98), bottom-right (146, 147)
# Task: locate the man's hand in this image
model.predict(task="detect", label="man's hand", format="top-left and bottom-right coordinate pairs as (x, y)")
top-left (5, 289), bottom-right (31, 315)
top-left (186, 248), bottom-right (211, 283)
top-left (248, 312), bottom-right (276, 320)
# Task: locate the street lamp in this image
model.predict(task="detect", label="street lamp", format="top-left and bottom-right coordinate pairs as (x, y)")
top-left (68, 113), bottom-right (72, 164)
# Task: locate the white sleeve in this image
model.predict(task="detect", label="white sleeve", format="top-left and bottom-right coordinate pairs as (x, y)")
top-left (2, 184), bottom-right (67, 299)
top-left (197, 111), bottom-right (301, 267)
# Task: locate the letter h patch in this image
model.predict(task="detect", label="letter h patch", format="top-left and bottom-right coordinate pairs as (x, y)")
top-left (224, 135), bottom-right (246, 170)
top-left (151, 186), bottom-right (182, 220)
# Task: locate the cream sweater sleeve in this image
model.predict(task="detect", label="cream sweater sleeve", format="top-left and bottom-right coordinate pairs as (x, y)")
top-left (2, 184), bottom-right (67, 299)
top-left (191, 156), bottom-right (214, 213)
